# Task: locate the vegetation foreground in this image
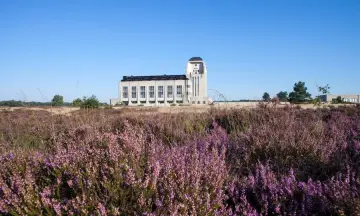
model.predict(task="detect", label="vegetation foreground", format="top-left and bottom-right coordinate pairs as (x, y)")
top-left (1, 105), bottom-right (360, 215)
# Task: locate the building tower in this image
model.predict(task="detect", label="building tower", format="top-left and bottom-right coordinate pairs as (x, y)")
top-left (186, 57), bottom-right (208, 104)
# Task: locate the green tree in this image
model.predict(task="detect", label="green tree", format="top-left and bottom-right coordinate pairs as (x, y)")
top-left (288, 81), bottom-right (312, 103)
top-left (313, 84), bottom-right (331, 106)
top-left (318, 84), bottom-right (330, 95)
top-left (72, 98), bottom-right (83, 107)
top-left (276, 91), bottom-right (288, 102)
top-left (51, 95), bottom-right (64, 106)
top-left (262, 92), bottom-right (271, 102)
top-left (81, 95), bottom-right (99, 109)
top-left (332, 96), bottom-right (342, 104)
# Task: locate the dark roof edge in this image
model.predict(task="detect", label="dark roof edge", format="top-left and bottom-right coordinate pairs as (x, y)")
top-left (121, 74), bottom-right (188, 82)
top-left (189, 57), bottom-right (203, 61)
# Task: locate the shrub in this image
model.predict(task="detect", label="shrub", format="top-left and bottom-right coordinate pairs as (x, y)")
top-left (81, 95), bottom-right (99, 109)
top-left (0, 120), bottom-right (229, 215)
top-left (51, 95), bottom-right (64, 106)
top-left (72, 98), bottom-right (83, 107)
top-left (114, 101), bottom-right (124, 107)
top-left (1, 106), bottom-right (360, 214)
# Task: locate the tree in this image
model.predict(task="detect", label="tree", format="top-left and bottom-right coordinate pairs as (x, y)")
top-left (51, 95), bottom-right (64, 106)
top-left (276, 91), bottom-right (288, 102)
top-left (336, 96), bottom-right (342, 103)
top-left (72, 98), bottom-right (83, 107)
top-left (288, 81), bottom-right (312, 103)
top-left (313, 84), bottom-right (331, 106)
top-left (81, 95), bottom-right (99, 109)
top-left (318, 84), bottom-right (330, 95)
top-left (332, 96), bottom-right (342, 104)
top-left (262, 92), bottom-right (271, 102)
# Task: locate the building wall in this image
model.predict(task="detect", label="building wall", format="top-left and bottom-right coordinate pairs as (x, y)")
top-left (118, 79), bottom-right (187, 106)
top-left (186, 60), bottom-right (208, 104)
top-left (321, 94), bottom-right (360, 103)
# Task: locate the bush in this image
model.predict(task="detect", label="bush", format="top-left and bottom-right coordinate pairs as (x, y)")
top-left (51, 95), bottom-right (64, 106)
top-left (72, 98), bottom-right (83, 107)
top-left (81, 95), bottom-right (99, 109)
top-left (103, 104), bottom-right (113, 109)
top-left (114, 101), bottom-right (124, 107)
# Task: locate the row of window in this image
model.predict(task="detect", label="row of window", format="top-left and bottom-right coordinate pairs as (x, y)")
top-left (123, 85), bottom-right (183, 99)
top-left (343, 98), bottom-right (358, 103)
top-left (192, 76), bottom-right (200, 97)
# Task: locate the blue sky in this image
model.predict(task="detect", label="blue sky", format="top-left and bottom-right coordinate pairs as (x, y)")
top-left (1, 0), bottom-right (359, 102)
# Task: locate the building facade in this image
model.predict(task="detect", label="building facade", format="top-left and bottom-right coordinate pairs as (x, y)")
top-left (320, 94), bottom-right (360, 103)
top-left (110, 57), bottom-right (209, 106)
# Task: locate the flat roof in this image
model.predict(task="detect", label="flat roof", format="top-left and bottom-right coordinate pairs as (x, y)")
top-left (121, 75), bottom-right (187, 82)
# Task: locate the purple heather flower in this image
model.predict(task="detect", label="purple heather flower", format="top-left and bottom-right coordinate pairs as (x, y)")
top-left (275, 205), bottom-right (281, 214)
top-left (53, 203), bottom-right (62, 216)
top-left (7, 153), bottom-right (14, 160)
top-left (97, 203), bottom-right (106, 216)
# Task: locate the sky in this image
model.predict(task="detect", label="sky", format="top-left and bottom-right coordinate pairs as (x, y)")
top-left (1, 0), bottom-right (359, 102)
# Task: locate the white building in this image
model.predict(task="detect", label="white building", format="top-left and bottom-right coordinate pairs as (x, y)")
top-left (110, 57), bottom-right (209, 106)
top-left (320, 94), bottom-right (360, 103)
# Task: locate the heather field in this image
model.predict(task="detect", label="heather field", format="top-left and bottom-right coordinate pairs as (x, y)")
top-left (1, 105), bottom-right (360, 215)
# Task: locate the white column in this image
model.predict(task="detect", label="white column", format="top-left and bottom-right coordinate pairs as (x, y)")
top-left (129, 84), bottom-right (132, 105)
top-left (164, 84), bottom-right (167, 106)
top-left (173, 82), bottom-right (176, 104)
top-left (136, 83), bottom-right (139, 105)
top-left (145, 85), bottom-right (148, 105)
top-left (155, 81), bottom-right (158, 106)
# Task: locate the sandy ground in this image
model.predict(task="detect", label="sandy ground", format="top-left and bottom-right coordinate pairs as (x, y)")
top-left (0, 103), bottom-right (355, 115)
top-left (0, 106), bottom-right (80, 115)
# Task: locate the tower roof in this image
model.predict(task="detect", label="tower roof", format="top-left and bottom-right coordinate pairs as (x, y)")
top-left (189, 57), bottom-right (203, 61)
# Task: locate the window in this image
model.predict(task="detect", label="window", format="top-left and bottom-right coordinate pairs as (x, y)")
top-left (131, 86), bottom-right (137, 99)
top-left (158, 86), bottom-right (164, 98)
top-left (167, 86), bottom-right (173, 98)
top-left (140, 86), bottom-right (146, 98)
top-left (122, 86), bottom-right (128, 98)
top-left (176, 85), bottom-right (182, 97)
top-left (149, 86), bottom-right (155, 98)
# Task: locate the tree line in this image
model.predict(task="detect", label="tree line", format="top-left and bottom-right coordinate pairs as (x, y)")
top-left (0, 95), bottom-right (107, 108)
top-left (262, 81), bottom-right (336, 104)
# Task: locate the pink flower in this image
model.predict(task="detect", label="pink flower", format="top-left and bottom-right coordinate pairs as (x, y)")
top-left (67, 179), bottom-right (73, 187)
top-left (53, 203), bottom-right (61, 216)
top-left (97, 203), bottom-right (106, 216)
top-left (275, 205), bottom-right (281, 214)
